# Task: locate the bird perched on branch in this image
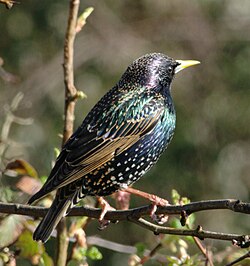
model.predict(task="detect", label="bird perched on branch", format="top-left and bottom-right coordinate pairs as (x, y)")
top-left (28, 53), bottom-right (200, 242)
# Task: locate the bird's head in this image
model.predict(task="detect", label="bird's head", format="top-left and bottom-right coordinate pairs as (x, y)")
top-left (120, 53), bottom-right (200, 92)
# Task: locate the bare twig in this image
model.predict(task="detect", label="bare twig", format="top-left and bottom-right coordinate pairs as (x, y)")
top-left (137, 243), bottom-right (163, 265)
top-left (193, 237), bottom-right (214, 266)
top-left (0, 199), bottom-right (249, 247)
top-left (56, 218), bottom-right (69, 266)
top-left (226, 251), bottom-right (250, 266)
top-left (62, 0), bottom-right (80, 145)
top-left (129, 217), bottom-right (249, 247)
top-left (0, 93), bottom-right (33, 165)
top-left (57, 0), bottom-right (80, 265)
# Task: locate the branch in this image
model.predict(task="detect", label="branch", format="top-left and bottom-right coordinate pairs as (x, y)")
top-left (226, 251), bottom-right (250, 266)
top-left (0, 199), bottom-right (249, 247)
top-left (59, 0), bottom-right (80, 265)
top-left (0, 92), bottom-right (33, 165)
top-left (62, 0), bottom-right (79, 145)
top-left (129, 217), bottom-right (248, 245)
top-left (192, 236), bottom-right (214, 266)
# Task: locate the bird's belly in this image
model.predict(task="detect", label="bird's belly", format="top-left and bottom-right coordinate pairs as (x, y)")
top-left (83, 125), bottom-right (174, 196)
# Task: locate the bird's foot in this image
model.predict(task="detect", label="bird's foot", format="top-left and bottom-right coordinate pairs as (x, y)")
top-left (97, 197), bottom-right (116, 230)
top-left (149, 195), bottom-right (169, 224)
top-left (150, 203), bottom-right (169, 225)
top-left (123, 187), bottom-right (169, 224)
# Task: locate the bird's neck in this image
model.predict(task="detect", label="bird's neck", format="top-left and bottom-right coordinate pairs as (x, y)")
top-left (151, 83), bottom-right (175, 115)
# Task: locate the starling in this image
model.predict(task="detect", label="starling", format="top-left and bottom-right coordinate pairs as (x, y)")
top-left (28, 53), bottom-right (199, 242)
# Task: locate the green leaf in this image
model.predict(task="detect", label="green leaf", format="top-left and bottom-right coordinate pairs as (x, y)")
top-left (72, 247), bottom-right (87, 261)
top-left (171, 189), bottom-right (181, 204)
top-left (0, 186), bottom-right (13, 202)
top-left (54, 147), bottom-right (60, 158)
top-left (185, 235), bottom-right (195, 244)
top-left (169, 217), bottom-right (181, 228)
top-left (76, 7), bottom-right (94, 33)
top-left (86, 246), bottom-right (103, 260)
top-left (16, 230), bottom-right (44, 258)
top-left (167, 256), bottom-right (181, 265)
top-left (79, 7), bottom-right (94, 22)
top-left (181, 196), bottom-right (191, 205)
top-left (185, 213), bottom-right (196, 228)
top-left (39, 252), bottom-right (54, 266)
top-left (0, 215), bottom-right (24, 248)
top-left (40, 175), bottom-right (48, 185)
top-left (135, 242), bottom-right (146, 257)
top-left (0, 251), bottom-right (10, 263)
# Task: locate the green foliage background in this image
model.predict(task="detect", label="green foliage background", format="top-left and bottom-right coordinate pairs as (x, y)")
top-left (0, 0), bottom-right (250, 265)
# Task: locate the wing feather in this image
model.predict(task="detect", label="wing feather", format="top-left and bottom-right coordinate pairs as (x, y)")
top-left (52, 110), bottom-right (162, 188)
top-left (32, 89), bottom-right (165, 200)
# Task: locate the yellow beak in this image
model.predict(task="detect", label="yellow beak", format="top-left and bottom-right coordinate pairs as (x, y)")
top-left (175, 60), bottom-right (200, 74)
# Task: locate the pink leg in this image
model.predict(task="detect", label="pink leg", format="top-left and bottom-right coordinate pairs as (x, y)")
top-left (98, 197), bottom-right (116, 221)
top-left (123, 187), bottom-right (169, 219)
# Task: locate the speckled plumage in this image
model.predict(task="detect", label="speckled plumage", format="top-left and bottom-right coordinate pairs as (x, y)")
top-left (28, 53), bottom-right (199, 242)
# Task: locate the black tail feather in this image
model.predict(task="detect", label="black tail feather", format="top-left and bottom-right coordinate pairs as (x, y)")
top-left (33, 195), bottom-right (72, 243)
top-left (27, 188), bottom-right (49, 205)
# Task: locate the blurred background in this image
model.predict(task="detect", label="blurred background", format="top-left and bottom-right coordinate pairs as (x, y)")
top-left (0, 0), bottom-right (250, 265)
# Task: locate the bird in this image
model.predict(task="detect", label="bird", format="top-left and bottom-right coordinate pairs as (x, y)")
top-left (28, 53), bottom-right (200, 242)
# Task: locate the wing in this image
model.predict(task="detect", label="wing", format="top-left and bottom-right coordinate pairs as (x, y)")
top-left (30, 87), bottom-right (165, 202)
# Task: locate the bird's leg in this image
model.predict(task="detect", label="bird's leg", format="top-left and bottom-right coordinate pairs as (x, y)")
top-left (122, 187), bottom-right (169, 222)
top-left (113, 190), bottom-right (131, 210)
top-left (97, 197), bottom-right (116, 229)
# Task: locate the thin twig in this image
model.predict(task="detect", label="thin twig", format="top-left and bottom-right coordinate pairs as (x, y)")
top-left (193, 237), bottom-right (214, 266)
top-left (129, 217), bottom-right (249, 247)
top-left (0, 93), bottom-right (33, 165)
top-left (225, 251), bottom-right (250, 266)
top-left (62, 0), bottom-right (79, 145)
top-left (57, 0), bottom-right (80, 265)
top-left (137, 243), bottom-right (163, 265)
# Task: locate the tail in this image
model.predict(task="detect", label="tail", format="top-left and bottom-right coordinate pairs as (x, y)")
top-left (28, 188), bottom-right (50, 205)
top-left (33, 193), bottom-right (73, 243)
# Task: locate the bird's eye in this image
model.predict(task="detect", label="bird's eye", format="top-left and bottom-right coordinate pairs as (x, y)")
top-left (167, 66), bottom-right (173, 73)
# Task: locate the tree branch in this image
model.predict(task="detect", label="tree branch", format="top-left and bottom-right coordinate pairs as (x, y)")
top-left (192, 236), bottom-right (214, 266)
top-left (226, 251), bottom-right (250, 266)
top-left (0, 199), bottom-right (249, 247)
top-left (1, 199), bottom-right (249, 219)
top-left (129, 218), bottom-right (249, 247)
top-left (62, 0), bottom-right (79, 145)
top-left (58, 0), bottom-right (80, 265)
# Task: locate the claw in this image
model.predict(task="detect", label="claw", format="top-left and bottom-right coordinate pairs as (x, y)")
top-left (97, 197), bottom-right (116, 224)
top-left (122, 187), bottom-right (169, 224)
top-left (98, 219), bottom-right (111, 230)
top-left (150, 203), bottom-right (169, 224)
